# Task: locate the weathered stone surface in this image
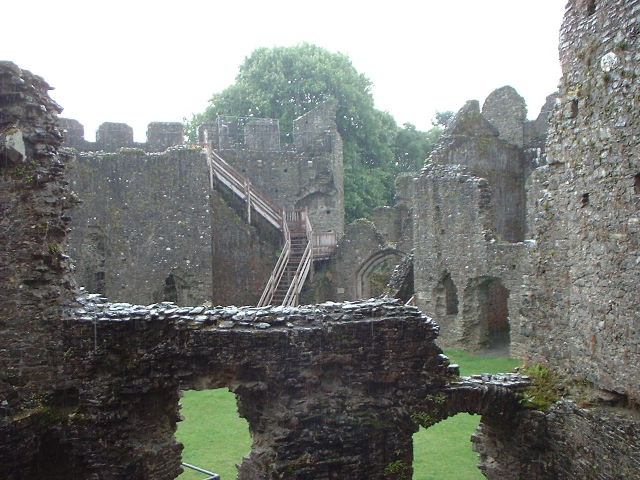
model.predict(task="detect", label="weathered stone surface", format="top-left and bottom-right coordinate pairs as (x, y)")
top-left (475, 1), bottom-right (640, 478)
top-left (412, 161), bottom-right (526, 352)
top-left (521, 0), bottom-right (640, 401)
top-left (482, 86), bottom-right (527, 147)
top-left (0, 60), bottom-right (78, 476)
top-left (474, 401), bottom-right (640, 480)
top-left (0, 63), bottom-right (534, 480)
top-left (3, 0), bottom-right (640, 474)
top-left (204, 99), bottom-right (345, 238)
top-left (67, 147), bottom-right (216, 306)
top-left (64, 99), bottom-right (344, 307)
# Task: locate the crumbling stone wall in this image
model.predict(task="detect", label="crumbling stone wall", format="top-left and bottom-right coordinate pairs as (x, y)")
top-left (1, 62), bottom-right (534, 480)
top-left (410, 95), bottom-right (548, 353)
top-left (331, 219), bottom-right (403, 301)
top-left (473, 0), bottom-right (640, 478)
top-left (473, 401), bottom-right (640, 480)
top-left (329, 174), bottom-right (413, 303)
top-left (412, 161), bottom-right (527, 351)
top-left (0, 61), bottom-right (79, 476)
top-left (521, 0), bottom-right (639, 401)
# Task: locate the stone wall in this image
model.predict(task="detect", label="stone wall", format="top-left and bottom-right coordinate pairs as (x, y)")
top-left (59, 118), bottom-right (184, 152)
top-left (331, 219), bottom-right (403, 301)
top-left (0, 61), bottom-right (79, 475)
top-left (474, 0), bottom-right (640, 478)
top-left (412, 162), bottom-right (528, 352)
top-left (67, 148), bottom-right (216, 306)
top-left (1, 63), bottom-right (536, 480)
top-left (65, 100), bottom-right (344, 307)
top-left (409, 92), bottom-right (550, 353)
top-left (520, 0), bottom-right (640, 401)
top-left (202, 99), bottom-right (345, 238)
top-left (474, 401), bottom-right (640, 480)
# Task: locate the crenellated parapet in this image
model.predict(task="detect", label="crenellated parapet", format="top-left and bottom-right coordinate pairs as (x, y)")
top-left (200, 98), bottom-right (345, 238)
top-left (58, 118), bottom-right (185, 152)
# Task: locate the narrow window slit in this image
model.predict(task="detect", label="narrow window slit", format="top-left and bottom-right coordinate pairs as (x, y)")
top-left (581, 193), bottom-right (590, 206)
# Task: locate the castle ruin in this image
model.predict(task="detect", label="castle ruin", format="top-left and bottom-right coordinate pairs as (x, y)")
top-left (0, 0), bottom-right (639, 478)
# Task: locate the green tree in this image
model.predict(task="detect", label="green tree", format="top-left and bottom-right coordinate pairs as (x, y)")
top-left (393, 122), bottom-right (441, 173)
top-left (433, 110), bottom-right (454, 127)
top-left (191, 44), bottom-right (446, 221)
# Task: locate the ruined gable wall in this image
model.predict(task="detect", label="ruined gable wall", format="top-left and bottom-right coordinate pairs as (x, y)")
top-left (412, 163), bottom-right (527, 351)
top-left (473, 1), bottom-right (640, 478)
top-left (482, 86), bottom-right (528, 147)
top-left (434, 101), bottom-right (527, 243)
top-left (522, 0), bottom-right (640, 399)
top-left (0, 61), bottom-right (80, 477)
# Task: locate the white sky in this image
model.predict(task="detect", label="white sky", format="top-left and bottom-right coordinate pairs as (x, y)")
top-left (3, 0), bottom-right (566, 142)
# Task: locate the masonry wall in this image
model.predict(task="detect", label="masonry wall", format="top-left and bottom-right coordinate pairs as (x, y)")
top-left (409, 97), bottom-right (539, 353)
top-left (67, 148), bottom-right (215, 306)
top-left (412, 162), bottom-right (527, 352)
top-left (58, 118), bottom-right (184, 152)
top-left (475, 0), bottom-right (640, 478)
top-left (0, 61), bottom-right (80, 477)
top-left (329, 174), bottom-right (413, 303)
top-left (473, 401), bottom-right (640, 480)
top-left (521, 0), bottom-right (640, 400)
top-left (205, 99), bottom-right (345, 238)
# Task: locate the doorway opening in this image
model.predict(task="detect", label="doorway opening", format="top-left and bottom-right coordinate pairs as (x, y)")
top-left (462, 277), bottom-right (511, 352)
top-left (177, 388), bottom-right (251, 480)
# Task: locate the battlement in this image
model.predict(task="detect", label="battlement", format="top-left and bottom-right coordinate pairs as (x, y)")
top-left (58, 118), bottom-right (185, 152)
top-left (60, 99), bottom-right (339, 155)
top-left (199, 98), bottom-right (339, 154)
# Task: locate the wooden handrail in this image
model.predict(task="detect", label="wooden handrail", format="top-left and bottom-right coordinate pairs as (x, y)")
top-left (258, 210), bottom-right (290, 307)
top-left (204, 141), bottom-right (282, 230)
top-left (312, 232), bottom-right (336, 260)
top-left (282, 209), bottom-right (313, 307)
top-left (202, 134), bottom-right (333, 306)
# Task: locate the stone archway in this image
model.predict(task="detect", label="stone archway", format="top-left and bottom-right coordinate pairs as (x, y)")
top-left (355, 249), bottom-right (403, 299)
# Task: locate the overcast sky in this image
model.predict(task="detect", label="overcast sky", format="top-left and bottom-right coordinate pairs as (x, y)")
top-left (4, 0), bottom-right (566, 141)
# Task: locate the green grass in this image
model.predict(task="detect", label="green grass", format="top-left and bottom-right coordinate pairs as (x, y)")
top-left (412, 350), bottom-right (520, 480)
top-left (176, 350), bottom-right (520, 480)
top-left (177, 389), bottom-right (251, 480)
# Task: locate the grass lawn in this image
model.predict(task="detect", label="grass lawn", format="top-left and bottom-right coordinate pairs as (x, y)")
top-left (177, 389), bottom-right (251, 480)
top-left (176, 349), bottom-right (520, 479)
top-left (412, 350), bottom-right (520, 480)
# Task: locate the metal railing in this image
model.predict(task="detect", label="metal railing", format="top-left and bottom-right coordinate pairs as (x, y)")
top-left (181, 462), bottom-right (220, 480)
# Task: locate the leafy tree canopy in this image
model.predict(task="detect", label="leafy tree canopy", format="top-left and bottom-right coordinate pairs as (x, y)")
top-left (191, 43), bottom-right (445, 222)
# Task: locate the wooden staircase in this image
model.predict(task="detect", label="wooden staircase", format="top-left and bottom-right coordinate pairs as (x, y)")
top-left (270, 212), bottom-right (313, 306)
top-left (202, 137), bottom-right (313, 307)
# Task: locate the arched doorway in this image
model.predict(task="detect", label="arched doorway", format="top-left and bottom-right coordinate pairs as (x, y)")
top-left (355, 249), bottom-right (403, 299)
